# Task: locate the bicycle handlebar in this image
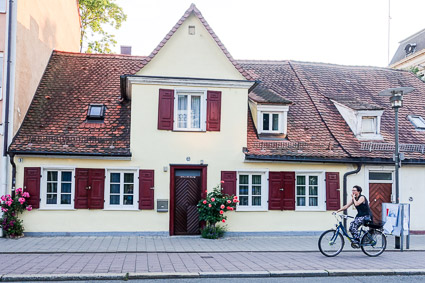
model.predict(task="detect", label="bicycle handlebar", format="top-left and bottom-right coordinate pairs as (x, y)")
top-left (332, 212), bottom-right (354, 219)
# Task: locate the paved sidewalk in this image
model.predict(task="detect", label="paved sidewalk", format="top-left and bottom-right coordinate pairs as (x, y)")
top-left (0, 234), bottom-right (424, 253)
top-left (0, 235), bottom-right (424, 281)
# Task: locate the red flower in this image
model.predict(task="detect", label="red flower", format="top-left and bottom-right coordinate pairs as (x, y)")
top-left (220, 204), bottom-right (225, 209)
top-left (222, 219), bottom-right (226, 223)
top-left (227, 206), bottom-right (233, 210)
top-left (211, 198), bottom-right (215, 202)
top-left (233, 199), bottom-right (238, 203)
top-left (233, 196), bottom-right (238, 199)
top-left (220, 210), bottom-right (224, 214)
top-left (205, 190), bottom-right (208, 193)
top-left (203, 200), bottom-right (207, 204)
top-left (221, 180), bottom-right (225, 184)
top-left (208, 204), bottom-right (212, 207)
top-left (227, 200), bottom-right (231, 204)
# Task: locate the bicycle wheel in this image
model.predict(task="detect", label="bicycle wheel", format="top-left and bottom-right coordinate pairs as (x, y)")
top-left (318, 229), bottom-right (345, 257)
top-left (361, 230), bottom-right (387, 257)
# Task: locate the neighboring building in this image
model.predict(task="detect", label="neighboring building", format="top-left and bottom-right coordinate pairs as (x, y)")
top-left (0, 0), bottom-right (81, 229)
top-left (7, 4), bottom-right (425, 235)
top-left (389, 28), bottom-right (425, 79)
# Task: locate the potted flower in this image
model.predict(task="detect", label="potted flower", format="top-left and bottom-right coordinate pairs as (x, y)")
top-left (1, 188), bottom-right (32, 238)
top-left (197, 184), bottom-right (238, 239)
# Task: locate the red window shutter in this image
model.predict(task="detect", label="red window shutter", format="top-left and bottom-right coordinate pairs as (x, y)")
top-left (269, 172), bottom-right (284, 210)
top-left (75, 169), bottom-right (89, 209)
top-left (221, 171), bottom-right (236, 196)
top-left (24, 167), bottom-right (41, 209)
top-left (158, 89), bottom-right (174, 130)
top-left (206, 91), bottom-right (221, 131)
top-left (139, 170), bottom-right (154, 209)
top-left (88, 169), bottom-right (105, 209)
top-left (326, 172), bottom-right (340, 210)
top-left (282, 172), bottom-right (295, 210)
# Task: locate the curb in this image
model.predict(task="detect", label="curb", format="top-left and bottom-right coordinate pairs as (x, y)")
top-left (1, 269), bottom-right (425, 281)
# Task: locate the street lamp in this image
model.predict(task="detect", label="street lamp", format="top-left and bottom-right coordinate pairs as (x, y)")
top-left (379, 87), bottom-right (414, 250)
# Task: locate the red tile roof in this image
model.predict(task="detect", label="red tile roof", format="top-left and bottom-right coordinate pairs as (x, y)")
top-left (241, 60), bottom-right (425, 162)
top-left (9, 51), bottom-right (145, 156)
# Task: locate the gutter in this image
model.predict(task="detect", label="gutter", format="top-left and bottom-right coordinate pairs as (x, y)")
top-left (8, 151), bottom-right (132, 158)
top-left (3, 0), bottom-right (13, 157)
top-left (342, 164), bottom-right (362, 226)
top-left (245, 154), bottom-right (425, 165)
top-left (8, 152), bottom-right (15, 197)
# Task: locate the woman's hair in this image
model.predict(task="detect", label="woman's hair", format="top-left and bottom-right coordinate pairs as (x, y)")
top-left (353, 185), bottom-right (362, 193)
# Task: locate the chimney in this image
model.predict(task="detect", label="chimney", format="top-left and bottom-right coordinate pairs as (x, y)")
top-left (120, 45), bottom-right (132, 55)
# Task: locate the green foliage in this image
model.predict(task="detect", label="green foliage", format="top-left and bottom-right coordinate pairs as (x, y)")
top-left (409, 66), bottom-right (425, 81)
top-left (1, 188), bottom-right (32, 238)
top-left (201, 225), bottom-right (227, 239)
top-left (79, 0), bottom-right (127, 53)
top-left (197, 184), bottom-right (238, 238)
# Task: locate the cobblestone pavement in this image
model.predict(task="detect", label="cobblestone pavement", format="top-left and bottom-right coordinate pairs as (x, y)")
top-left (1, 251), bottom-right (425, 275)
top-left (0, 235), bottom-right (423, 253)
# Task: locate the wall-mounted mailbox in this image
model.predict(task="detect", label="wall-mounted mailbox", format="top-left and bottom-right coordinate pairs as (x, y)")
top-left (157, 199), bottom-right (168, 212)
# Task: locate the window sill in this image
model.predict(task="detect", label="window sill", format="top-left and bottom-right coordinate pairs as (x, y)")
top-left (38, 208), bottom-right (76, 211)
top-left (173, 129), bottom-right (206, 132)
top-left (103, 208), bottom-right (139, 211)
top-left (235, 207), bottom-right (268, 212)
top-left (295, 207), bottom-right (326, 212)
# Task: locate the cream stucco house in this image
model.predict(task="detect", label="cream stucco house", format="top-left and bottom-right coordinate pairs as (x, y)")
top-left (7, 4), bottom-right (425, 236)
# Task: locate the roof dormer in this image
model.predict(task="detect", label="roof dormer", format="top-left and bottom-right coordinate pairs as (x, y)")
top-left (248, 85), bottom-right (292, 140)
top-left (332, 99), bottom-right (384, 140)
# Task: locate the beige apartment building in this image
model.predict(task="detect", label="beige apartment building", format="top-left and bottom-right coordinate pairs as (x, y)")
top-left (0, 0), bottom-right (81, 232)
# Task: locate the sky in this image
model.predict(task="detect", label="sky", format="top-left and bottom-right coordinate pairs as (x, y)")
top-left (108, 0), bottom-right (425, 67)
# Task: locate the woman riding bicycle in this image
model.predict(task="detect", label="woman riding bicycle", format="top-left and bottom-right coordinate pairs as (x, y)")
top-left (337, 185), bottom-right (373, 244)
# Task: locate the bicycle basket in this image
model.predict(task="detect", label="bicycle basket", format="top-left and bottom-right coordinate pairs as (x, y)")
top-left (365, 221), bottom-right (384, 229)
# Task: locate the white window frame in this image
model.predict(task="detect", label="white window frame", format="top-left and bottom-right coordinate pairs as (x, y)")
top-left (104, 169), bottom-right (139, 210)
top-left (408, 115), bottom-right (425, 131)
top-left (295, 171), bottom-right (325, 211)
top-left (40, 168), bottom-right (75, 210)
top-left (366, 166), bottom-right (395, 202)
top-left (257, 105), bottom-right (289, 135)
top-left (236, 170), bottom-right (268, 211)
top-left (0, 0), bottom-right (6, 13)
top-left (355, 110), bottom-right (384, 140)
top-left (361, 116), bottom-right (377, 134)
top-left (173, 89), bottom-right (207, 132)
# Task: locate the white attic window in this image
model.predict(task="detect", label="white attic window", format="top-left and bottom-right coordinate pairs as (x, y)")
top-left (256, 105), bottom-right (289, 135)
top-left (408, 115), bottom-right (425, 130)
top-left (332, 100), bottom-right (383, 140)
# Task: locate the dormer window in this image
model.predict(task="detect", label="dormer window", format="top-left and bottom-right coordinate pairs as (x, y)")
top-left (408, 115), bottom-right (425, 130)
top-left (257, 105), bottom-right (289, 135)
top-left (87, 104), bottom-right (105, 121)
top-left (361, 116), bottom-right (378, 134)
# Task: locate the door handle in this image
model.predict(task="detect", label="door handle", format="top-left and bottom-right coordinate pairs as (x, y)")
top-left (86, 186), bottom-right (91, 190)
top-left (374, 199), bottom-right (377, 202)
top-left (279, 188), bottom-right (284, 191)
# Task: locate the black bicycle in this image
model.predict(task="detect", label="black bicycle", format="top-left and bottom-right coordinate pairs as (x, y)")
top-left (318, 212), bottom-right (387, 257)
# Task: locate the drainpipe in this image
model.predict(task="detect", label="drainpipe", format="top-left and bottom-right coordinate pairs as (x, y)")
top-left (343, 163), bottom-right (362, 227)
top-left (8, 152), bottom-right (15, 197)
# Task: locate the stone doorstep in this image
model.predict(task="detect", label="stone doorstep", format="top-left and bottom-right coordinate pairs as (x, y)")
top-left (2, 269), bottom-right (425, 281)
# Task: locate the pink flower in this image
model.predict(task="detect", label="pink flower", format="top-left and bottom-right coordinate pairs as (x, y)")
top-left (220, 210), bottom-right (224, 214)
top-left (227, 206), bottom-right (233, 210)
top-left (233, 199), bottom-right (238, 203)
top-left (221, 180), bottom-right (225, 184)
top-left (23, 192), bottom-right (30, 198)
top-left (211, 198), bottom-right (215, 202)
top-left (6, 201), bottom-right (12, 206)
top-left (220, 204), bottom-right (225, 209)
top-left (1, 207), bottom-right (7, 212)
top-left (26, 205), bottom-right (32, 211)
top-left (18, 197), bottom-right (25, 204)
top-left (222, 219), bottom-right (226, 223)
top-left (205, 190), bottom-right (208, 193)
top-left (203, 200), bottom-right (207, 204)
top-left (15, 188), bottom-right (22, 194)
top-left (233, 196), bottom-right (238, 199)
top-left (208, 204), bottom-right (212, 208)
top-left (227, 200), bottom-right (231, 204)
top-left (0, 195), bottom-right (5, 201)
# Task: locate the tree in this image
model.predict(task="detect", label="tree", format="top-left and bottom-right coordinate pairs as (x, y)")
top-left (79, 0), bottom-right (127, 53)
top-left (409, 66), bottom-right (425, 82)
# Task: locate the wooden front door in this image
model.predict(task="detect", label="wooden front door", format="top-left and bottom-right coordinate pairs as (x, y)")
top-left (174, 170), bottom-right (202, 235)
top-left (369, 183), bottom-right (392, 222)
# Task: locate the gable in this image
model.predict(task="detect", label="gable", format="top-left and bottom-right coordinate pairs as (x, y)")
top-left (137, 13), bottom-right (246, 80)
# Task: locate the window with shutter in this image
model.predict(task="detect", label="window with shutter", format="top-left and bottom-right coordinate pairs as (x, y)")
top-left (75, 168), bottom-right (105, 209)
top-left (24, 167), bottom-right (41, 209)
top-left (221, 171), bottom-right (236, 196)
top-left (158, 89), bottom-right (174, 130)
top-left (206, 91), bottom-right (221, 131)
top-left (326, 172), bottom-right (340, 210)
top-left (39, 168), bottom-right (75, 209)
top-left (139, 170), bottom-right (154, 209)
